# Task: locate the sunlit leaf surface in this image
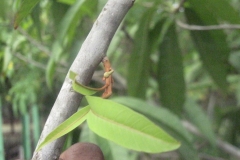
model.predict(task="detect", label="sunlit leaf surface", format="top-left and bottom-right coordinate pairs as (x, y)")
top-left (86, 96), bottom-right (180, 153)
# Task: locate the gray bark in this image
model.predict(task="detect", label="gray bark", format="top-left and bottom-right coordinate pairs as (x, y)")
top-left (32, 0), bottom-right (134, 159)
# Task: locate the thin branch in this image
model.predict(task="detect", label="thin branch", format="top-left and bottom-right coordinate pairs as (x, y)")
top-left (18, 28), bottom-right (74, 68)
top-left (182, 121), bottom-right (240, 159)
top-left (17, 28), bottom-right (51, 56)
top-left (14, 52), bottom-right (66, 73)
top-left (32, 0), bottom-right (134, 159)
top-left (199, 153), bottom-right (226, 160)
top-left (121, 25), bottom-right (134, 43)
top-left (177, 20), bottom-right (240, 30)
top-left (14, 52), bottom-right (46, 70)
top-left (217, 139), bottom-right (240, 159)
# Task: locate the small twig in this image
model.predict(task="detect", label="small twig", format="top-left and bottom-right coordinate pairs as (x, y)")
top-left (217, 139), bottom-right (240, 159)
top-left (18, 28), bottom-right (69, 68)
top-left (14, 52), bottom-right (66, 73)
top-left (199, 153), bottom-right (226, 160)
top-left (15, 52), bottom-right (46, 70)
top-left (17, 28), bottom-right (51, 56)
top-left (121, 25), bottom-right (134, 43)
top-left (182, 121), bottom-right (240, 159)
top-left (177, 20), bottom-right (240, 30)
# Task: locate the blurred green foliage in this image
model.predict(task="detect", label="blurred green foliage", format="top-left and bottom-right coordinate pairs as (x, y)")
top-left (1, 0), bottom-right (240, 159)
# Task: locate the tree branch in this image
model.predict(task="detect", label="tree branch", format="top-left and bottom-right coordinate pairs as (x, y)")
top-left (177, 20), bottom-right (240, 30)
top-left (182, 121), bottom-right (240, 159)
top-left (32, 0), bottom-right (134, 159)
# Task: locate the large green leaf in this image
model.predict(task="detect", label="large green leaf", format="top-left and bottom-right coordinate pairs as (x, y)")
top-left (113, 97), bottom-right (192, 141)
top-left (113, 97), bottom-right (199, 160)
top-left (184, 8), bottom-right (230, 92)
top-left (157, 22), bottom-right (185, 114)
top-left (36, 106), bottom-right (90, 151)
top-left (86, 96), bottom-right (180, 153)
top-left (14, 0), bottom-right (40, 28)
top-left (184, 98), bottom-right (216, 146)
top-left (127, 8), bottom-right (156, 99)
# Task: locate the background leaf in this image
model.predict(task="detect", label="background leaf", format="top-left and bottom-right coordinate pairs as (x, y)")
top-left (187, 0), bottom-right (240, 24)
top-left (72, 79), bottom-right (98, 96)
top-left (46, 0), bottom-right (98, 87)
top-left (184, 98), bottom-right (216, 146)
top-left (157, 21), bottom-right (185, 114)
top-left (14, 0), bottom-right (40, 28)
top-left (127, 8), bottom-right (156, 99)
top-left (58, 0), bottom-right (77, 6)
top-left (184, 7), bottom-right (230, 92)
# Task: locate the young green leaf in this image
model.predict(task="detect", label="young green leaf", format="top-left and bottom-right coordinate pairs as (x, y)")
top-left (86, 96), bottom-right (180, 153)
top-left (72, 79), bottom-right (99, 96)
top-left (36, 106), bottom-right (90, 151)
top-left (69, 71), bottom-right (100, 96)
